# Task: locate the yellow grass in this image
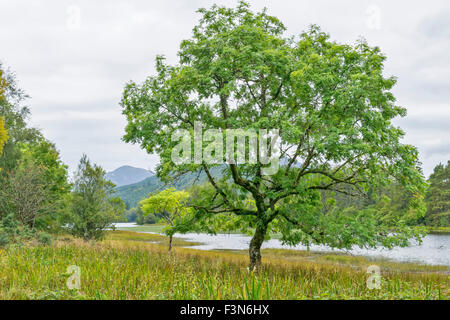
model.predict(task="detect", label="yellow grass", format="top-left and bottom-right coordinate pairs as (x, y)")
top-left (0, 231), bottom-right (448, 300)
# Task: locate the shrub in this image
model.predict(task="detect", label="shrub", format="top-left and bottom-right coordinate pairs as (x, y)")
top-left (37, 232), bottom-right (52, 245)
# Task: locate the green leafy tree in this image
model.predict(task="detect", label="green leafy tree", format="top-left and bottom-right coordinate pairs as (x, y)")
top-left (0, 63), bottom-right (42, 174)
top-left (0, 160), bottom-right (51, 229)
top-left (425, 162), bottom-right (450, 227)
top-left (68, 155), bottom-right (125, 240)
top-left (19, 140), bottom-right (70, 196)
top-left (121, 2), bottom-right (426, 269)
top-left (0, 138), bottom-right (70, 230)
top-left (18, 139), bottom-right (71, 229)
top-left (139, 188), bottom-right (192, 252)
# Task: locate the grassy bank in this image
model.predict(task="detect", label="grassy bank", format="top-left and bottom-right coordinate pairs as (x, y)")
top-left (428, 227), bottom-right (450, 235)
top-left (0, 231), bottom-right (448, 300)
top-left (116, 224), bottom-right (167, 234)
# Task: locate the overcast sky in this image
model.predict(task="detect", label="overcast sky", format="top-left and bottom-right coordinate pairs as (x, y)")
top-left (0, 0), bottom-right (449, 176)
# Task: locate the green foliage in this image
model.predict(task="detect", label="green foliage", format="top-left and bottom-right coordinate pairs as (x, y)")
top-left (67, 155), bottom-right (125, 240)
top-left (0, 64), bottom-right (43, 174)
top-left (125, 206), bottom-right (161, 225)
top-left (320, 182), bottom-right (427, 226)
top-left (131, 206), bottom-right (159, 225)
top-left (120, 1), bottom-right (427, 266)
top-left (140, 188), bottom-right (193, 237)
top-left (0, 214), bottom-right (19, 246)
top-left (425, 161), bottom-right (450, 227)
top-left (0, 233), bottom-right (9, 247)
top-left (37, 231), bottom-right (52, 245)
top-left (0, 160), bottom-right (51, 228)
top-left (19, 140), bottom-right (70, 198)
top-left (115, 175), bottom-right (163, 209)
top-left (0, 213), bottom-right (53, 247)
top-left (124, 207), bottom-right (138, 222)
top-left (17, 140), bottom-right (70, 230)
top-left (0, 139), bottom-right (69, 231)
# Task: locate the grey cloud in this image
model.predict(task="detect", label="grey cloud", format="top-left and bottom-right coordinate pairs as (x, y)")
top-left (396, 117), bottom-right (450, 132)
top-left (418, 10), bottom-right (450, 38)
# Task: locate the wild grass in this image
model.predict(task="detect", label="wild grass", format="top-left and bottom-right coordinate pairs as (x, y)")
top-left (0, 231), bottom-right (448, 300)
top-left (106, 230), bottom-right (201, 247)
top-left (261, 249), bottom-right (450, 274)
top-left (428, 227), bottom-right (450, 235)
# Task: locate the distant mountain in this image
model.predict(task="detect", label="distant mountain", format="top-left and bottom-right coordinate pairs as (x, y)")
top-left (105, 166), bottom-right (154, 187)
top-left (115, 167), bottom-right (222, 209)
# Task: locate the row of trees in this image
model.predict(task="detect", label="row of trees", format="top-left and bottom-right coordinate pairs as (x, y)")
top-left (425, 161), bottom-right (449, 227)
top-left (0, 64), bottom-right (124, 244)
top-left (319, 162), bottom-right (449, 228)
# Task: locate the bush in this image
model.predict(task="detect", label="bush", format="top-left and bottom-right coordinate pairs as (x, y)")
top-left (37, 232), bottom-right (52, 245)
top-left (67, 155), bottom-right (125, 240)
top-left (0, 213), bottom-right (53, 246)
top-left (0, 232), bottom-right (10, 247)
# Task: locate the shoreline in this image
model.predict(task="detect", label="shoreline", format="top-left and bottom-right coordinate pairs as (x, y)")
top-left (113, 226), bottom-right (450, 270)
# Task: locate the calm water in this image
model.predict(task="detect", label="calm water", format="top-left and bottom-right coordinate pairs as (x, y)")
top-left (115, 223), bottom-right (450, 266)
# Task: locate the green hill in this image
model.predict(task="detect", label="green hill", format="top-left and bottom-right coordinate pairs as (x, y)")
top-left (115, 168), bottom-right (221, 209)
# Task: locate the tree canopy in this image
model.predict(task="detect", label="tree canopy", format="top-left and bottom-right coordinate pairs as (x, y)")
top-left (121, 2), bottom-right (426, 269)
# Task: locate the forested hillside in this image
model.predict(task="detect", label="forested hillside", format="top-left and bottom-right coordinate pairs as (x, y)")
top-left (115, 167), bottom-right (222, 209)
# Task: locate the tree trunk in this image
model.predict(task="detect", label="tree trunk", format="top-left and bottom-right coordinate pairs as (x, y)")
top-left (249, 225), bottom-right (267, 271)
top-left (168, 235), bottom-right (173, 253)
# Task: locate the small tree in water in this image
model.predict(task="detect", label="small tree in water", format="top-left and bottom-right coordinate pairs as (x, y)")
top-left (139, 188), bottom-right (192, 252)
top-left (69, 154), bottom-right (125, 240)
